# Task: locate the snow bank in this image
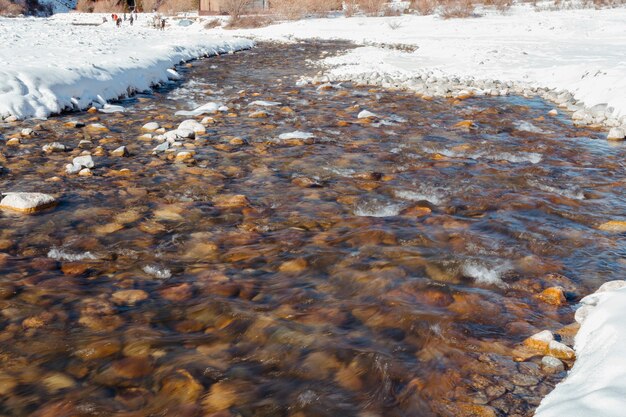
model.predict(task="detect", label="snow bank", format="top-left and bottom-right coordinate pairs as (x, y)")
top-left (0, 14), bottom-right (253, 119)
top-left (535, 281), bottom-right (626, 417)
top-left (230, 5), bottom-right (626, 122)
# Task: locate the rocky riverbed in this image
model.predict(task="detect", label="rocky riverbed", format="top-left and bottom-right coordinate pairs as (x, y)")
top-left (0, 41), bottom-right (624, 417)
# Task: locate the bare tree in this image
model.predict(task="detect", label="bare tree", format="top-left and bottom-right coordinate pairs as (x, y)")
top-left (223, 0), bottom-right (253, 21)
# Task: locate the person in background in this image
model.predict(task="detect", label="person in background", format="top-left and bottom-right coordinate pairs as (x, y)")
top-left (129, 14), bottom-right (134, 26)
top-left (116, 17), bottom-right (122, 27)
top-left (123, 13), bottom-right (126, 21)
top-left (160, 18), bottom-right (166, 31)
top-left (102, 16), bottom-right (107, 24)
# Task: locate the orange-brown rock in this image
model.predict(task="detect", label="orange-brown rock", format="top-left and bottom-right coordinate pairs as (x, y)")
top-left (279, 258), bottom-right (308, 273)
top-left (212, 194), bottom-right (249, 209)
top-left (160, 283), bottom-right (193, 302)
top-left (202, 381), bottom-right (239, 413)
top-left (536, 286), bottom-right (566, 306)
top-left (160, 369), bottom-right (203, 404)
top-left (112, 289), bottom-right (149, 305)
top-left (75, 339), bottom-right (121, 360)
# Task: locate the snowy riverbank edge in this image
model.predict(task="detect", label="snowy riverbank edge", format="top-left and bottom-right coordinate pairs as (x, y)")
top-left (229, 5), bottom-right (626, 140)
top-left (535, 281), bottom-right (626, 417)
top-left (0, 14), bottom-right (254, 120)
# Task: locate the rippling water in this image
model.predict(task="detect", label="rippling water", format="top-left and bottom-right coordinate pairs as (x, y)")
top-left (0, 42), bottom-right (625, 417)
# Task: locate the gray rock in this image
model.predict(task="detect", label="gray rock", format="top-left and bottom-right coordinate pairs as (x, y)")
top-left (541, 356), bottom-right (565, 374)
top-left (73, 155), bottom-right (94, 169)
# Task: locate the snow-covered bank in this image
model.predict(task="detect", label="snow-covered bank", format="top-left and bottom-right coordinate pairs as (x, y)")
top-left (535, 281), bottom-right (626, 417)
top-left (0, 14), bottom-right (253, 119)
top-left (229, 5), bottom-right (626, 137)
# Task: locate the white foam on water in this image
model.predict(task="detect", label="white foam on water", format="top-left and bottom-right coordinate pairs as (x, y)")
top-left (47, 248), bottom-right (97, 262)
top-left (439, 149), bottom-right (543, 164)
top-left (530, 180), bottom-right (586, 200)
top-left (323, 167), bottom-right (356, 177)
top-left (395, 189), bottom-right (443, 205)
top-left (515, 121), bottom-right (546, 133)
top-left (462, 261), bottom-right (511, 287)
top-left (354, 202), bottom-right (403, 218)
top-left (142, 265), bottom-right (172, 280)
top-left (489, 152), bottom-right (543, 164)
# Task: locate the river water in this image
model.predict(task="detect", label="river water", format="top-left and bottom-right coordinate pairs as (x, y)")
top-left (0, 42), bottom-right (625, 417)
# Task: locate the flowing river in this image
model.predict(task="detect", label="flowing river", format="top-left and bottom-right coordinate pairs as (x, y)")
top-left (0, 42), bottom-right (625, 417)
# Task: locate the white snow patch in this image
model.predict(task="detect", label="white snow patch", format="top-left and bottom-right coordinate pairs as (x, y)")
top-left (536, 281), bottom-right (626, 417)
top-left (0, 14), bottom-right (253, 119)
top-left (229, 6), bottom-right (626, 121)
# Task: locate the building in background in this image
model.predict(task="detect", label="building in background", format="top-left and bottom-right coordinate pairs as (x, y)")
top-left (199, 0), bottom-right (267, 15)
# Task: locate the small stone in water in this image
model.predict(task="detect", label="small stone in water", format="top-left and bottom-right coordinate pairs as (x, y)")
top-left (73, 155), bottom-right (94, 168)
top-left (178, 119), bottom-right (206, 134)
top-left (213, 194), bottom-right (249, 209)
top-left (249, 110), bottom-right (268, 118)
top-left (523, 330), bottom-right (554, 352)
top-left (86, 123), bottom-right (108, 131)
top-left (357, 110), bottom-right (378, 119)
top-left (6, 138), bottom-right (20, 146)
top-left (598, 220), bottom-right (626, 232)
top-left (279, 258), bottom-right (308, 273)
top-left (548, 340), bottom-right (575, 360)
top-left (536, 286), bottom-right (566, 306)
top-left (112, 289), bottom-right (149, 305)
top-left (110, 146), bottom-right (128, 157)
top-left (142, 122), bottom-right (160, 131)
top-left (607, 127), bottom-right (625, 140)
top-left (42, 372), bottom-right (75, 393)
top-left (42, 142), bottom-right (67, 153)
top-left (202, 381), bottom-right (239, 413)
top-left (0, 192), bottom-right (57, 214)
top-left (21, 128), bottom-right (34, 137)
top-left (153, 141), bottom-right (169, 153)
top-left (541, 356), bottom-right (565, 374)
top-left (78, 168), bottom-right (93, 177)
top-left (175, 151), bottom-right (194, 162)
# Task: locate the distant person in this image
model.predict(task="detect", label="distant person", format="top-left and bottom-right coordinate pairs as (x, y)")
top-left (116, 17), bottom-right (122, 27)
top-left (123, 13), bottom-right (126, 21)
top-left (129, 14), bottom-right (134, 26)
top-left (102, 16), bottom-right (107, 23)
top-left (160, 18), bottom-right (166, 30)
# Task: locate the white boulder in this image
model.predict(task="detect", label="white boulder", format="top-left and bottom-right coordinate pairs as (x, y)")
top-left (0, 192), bottom-right (57, 213)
